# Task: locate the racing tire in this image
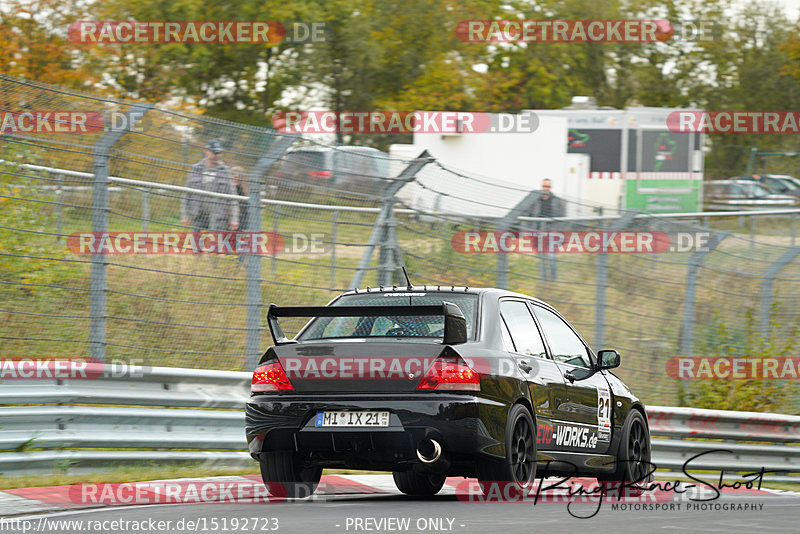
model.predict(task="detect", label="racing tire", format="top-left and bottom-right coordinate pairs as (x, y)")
top-left (476, 404), bottom-right (537, 498)
top-left (598, 409), bottom-right (652, 485)
top-left (259, 451), bottom-right (322, 499)
top-left (392, 470), bottom-right (446, 496)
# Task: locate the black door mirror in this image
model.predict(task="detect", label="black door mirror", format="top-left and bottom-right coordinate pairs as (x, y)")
top-left (597, 349), bottom-right (620, 369)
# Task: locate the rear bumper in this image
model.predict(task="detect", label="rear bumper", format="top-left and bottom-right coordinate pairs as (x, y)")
top-left (245, 393), bottom-right (503, 469)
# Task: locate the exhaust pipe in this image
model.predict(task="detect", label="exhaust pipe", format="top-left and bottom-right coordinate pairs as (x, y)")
top-left (416, 438), bottom-right (442, 464)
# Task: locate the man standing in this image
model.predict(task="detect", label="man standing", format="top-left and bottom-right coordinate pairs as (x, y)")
top-left (528, 179), bottom-right (566, 281)
top-left (181, 139), bottom-right (239, 232)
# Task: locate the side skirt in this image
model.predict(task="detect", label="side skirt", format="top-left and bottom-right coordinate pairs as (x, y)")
top-left (535, 451), bottom-right (617, 477)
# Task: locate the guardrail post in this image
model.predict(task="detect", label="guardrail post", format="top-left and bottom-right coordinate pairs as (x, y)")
top-left (245, 134), bottom-right (296, 371)
top-left (792, 214), bottom-right (796, 246)
top-left (90, 103), bottom-right (152, 363)
top-left (760, 247), bottom-right (800, 334)
top-left (494, 191), bottom-right (544, 289)
top-left (594, 211), bottom-right (638, 348)
top-left (679, 231), bottom-right (728, 357)
top-left (349, 151), bottom-right (431, 289)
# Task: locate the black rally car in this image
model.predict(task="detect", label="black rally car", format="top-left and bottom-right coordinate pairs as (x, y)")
top-left (245, 287), bottom-right (650, 497)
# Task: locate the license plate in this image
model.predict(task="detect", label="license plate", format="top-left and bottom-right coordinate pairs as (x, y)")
top-left (315, 410), bottom-right (390, 427)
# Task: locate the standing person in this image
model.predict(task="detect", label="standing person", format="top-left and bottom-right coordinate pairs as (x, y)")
top-left (231, 166), bottom-right (249, 231)
top-left (528, 178), bottom-right (566, 281)
top-left (181, 140), bottom-right (239, 232)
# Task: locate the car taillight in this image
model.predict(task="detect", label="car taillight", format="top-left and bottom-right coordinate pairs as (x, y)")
top-left (252, 361), bottom-right (294, 392)
top-left (309, 171), bottom-right (332, 179)
top-left (416, 355), bottom-right (480, 391)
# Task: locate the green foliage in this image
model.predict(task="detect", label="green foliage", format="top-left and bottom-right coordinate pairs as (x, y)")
top-left (0, 141), bottom-right (81, 294)
top-left (681, 307), bottom-right (799, 413)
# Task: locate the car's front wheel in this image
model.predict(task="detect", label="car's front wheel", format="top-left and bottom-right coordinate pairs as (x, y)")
top-left (477, 404), bottom-right (537, 497)
top-left (392, 470), bottom-right (446, 496)
top-left (598, 409), bottom-right (652, 484)
top-left (259, 451), bottom-right (322, 498)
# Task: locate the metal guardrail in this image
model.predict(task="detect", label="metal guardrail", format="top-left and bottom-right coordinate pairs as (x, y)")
top-left (0, 366), bottom-right (798, 482)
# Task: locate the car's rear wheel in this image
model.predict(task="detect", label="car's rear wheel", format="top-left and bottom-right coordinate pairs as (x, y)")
top-left (392, 470), bottom-right (446, 496)
top-left (598, 410), bottom-right (652, 484)
top-left (477, 404), bottom-right (537, 497)
top-left (259, 451), bottom-right (322, 498)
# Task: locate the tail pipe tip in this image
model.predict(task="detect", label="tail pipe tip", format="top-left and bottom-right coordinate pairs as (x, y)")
top-left (416, 438), bottom-right (442, 464)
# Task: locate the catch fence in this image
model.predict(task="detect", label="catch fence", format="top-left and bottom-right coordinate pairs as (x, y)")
top-left (1, 73), bottom-right (798, 409)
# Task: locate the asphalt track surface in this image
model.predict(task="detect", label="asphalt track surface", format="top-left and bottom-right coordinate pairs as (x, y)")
top-left (4, 480), bottom-right (800, 534)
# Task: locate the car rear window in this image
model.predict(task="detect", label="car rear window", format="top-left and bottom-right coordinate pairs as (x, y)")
top-left (296, 292), bottom-right (479, 340)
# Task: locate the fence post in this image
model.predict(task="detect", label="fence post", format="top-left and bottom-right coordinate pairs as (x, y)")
top-left (271, 206), bottom-right (280, 278)
top-left (760, 247), bottom-right (800, 334)
top-left (55, 173), bottom-right (64, 242)
top-left (330, 210), bottom-right (338, 289)
top-left (494, 190), bottom-right (545, 289)
top-left (593, 211), bottom-right (638, 349)
top-left (679, 231), bottom-right (728, 356)
top-left (349, 151), bottom-right (431, 289)
top-left (90, 103), bottom-right (152, 362)
top-left (245, 134), bottom-right (296, 371)
top-left (377, 213), bottom-right (401, 286)
top-left (142, 188), bottom-right (149, 232)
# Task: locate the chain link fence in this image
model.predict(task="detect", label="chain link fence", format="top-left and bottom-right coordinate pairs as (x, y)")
top-left (1, 73), bottom-right (798, 410)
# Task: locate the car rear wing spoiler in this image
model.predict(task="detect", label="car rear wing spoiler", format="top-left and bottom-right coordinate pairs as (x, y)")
top-left (266, 302), bottom-right (468, 346)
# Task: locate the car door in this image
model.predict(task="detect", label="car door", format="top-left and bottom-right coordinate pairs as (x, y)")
top-left (498, 299), bottom-right (566, 450)
top-left (530, 304), bottom-right (612, 454)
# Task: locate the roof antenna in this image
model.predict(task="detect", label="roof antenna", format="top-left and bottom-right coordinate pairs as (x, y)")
top-left (402, 266), bottom-right (413, 289)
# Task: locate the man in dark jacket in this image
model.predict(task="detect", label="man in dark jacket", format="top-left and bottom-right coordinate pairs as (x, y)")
top-left (527, 179), bottom-right (566, 281)
top-left (181, 140), bottom-right (239, 232)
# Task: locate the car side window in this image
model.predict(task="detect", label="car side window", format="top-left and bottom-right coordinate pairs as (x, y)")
top-left (532, 306), bottom-right (592, 368)
top-left (499, 300), bottom-right (548, 358)
top-left (500, 317), bottom-right (516, 353)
